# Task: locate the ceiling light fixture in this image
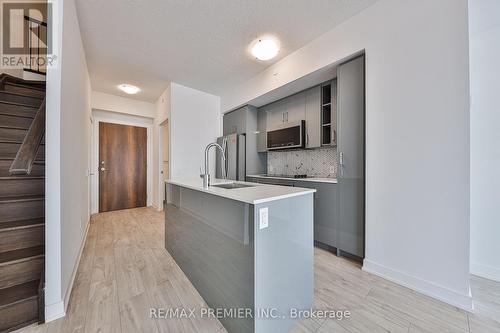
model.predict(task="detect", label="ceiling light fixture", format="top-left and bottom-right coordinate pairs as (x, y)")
top-left (118, 84), bottom-right (140, 94)
top-left (251, 38), bottom-right (279, 61)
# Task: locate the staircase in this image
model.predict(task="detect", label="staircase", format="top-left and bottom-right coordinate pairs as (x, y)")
top-left (0, 74), bottom-right (45, 332)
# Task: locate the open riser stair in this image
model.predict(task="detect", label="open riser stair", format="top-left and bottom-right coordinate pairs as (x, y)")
top-left (0, 73), bottom-right (45, 332)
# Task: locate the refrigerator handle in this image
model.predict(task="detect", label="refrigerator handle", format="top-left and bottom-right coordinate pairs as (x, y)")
top-left (223, 137), bottom-right (229, 179)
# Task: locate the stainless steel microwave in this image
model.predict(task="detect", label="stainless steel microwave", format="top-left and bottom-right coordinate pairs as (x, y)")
top-left (267, 120), bottom-right (305, 150)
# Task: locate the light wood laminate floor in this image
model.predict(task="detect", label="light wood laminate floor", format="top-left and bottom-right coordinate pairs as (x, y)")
top-left (18, 207), bottom-right (500, 333)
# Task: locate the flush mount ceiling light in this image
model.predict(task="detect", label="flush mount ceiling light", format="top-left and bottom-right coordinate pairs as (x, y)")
top-left (251, 38), bottom-right (279, 61)
top-left (118, 84), bottom-right (140, 94)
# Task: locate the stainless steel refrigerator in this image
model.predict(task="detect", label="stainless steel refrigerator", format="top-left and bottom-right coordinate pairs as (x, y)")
top-left (216, 133), bottom-right (246, 181)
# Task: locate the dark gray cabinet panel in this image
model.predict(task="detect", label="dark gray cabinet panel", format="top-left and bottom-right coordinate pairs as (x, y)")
top-left (337, 56), bottom-right (365, 258)
top-left (223, 107), bottom-right (247, 135)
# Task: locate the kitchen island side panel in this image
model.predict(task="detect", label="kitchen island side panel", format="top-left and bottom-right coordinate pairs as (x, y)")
top-left (254, 193), bottom-right (314, 333)
top-left (165, 184), bottom-right (314, 333)
top-left (165, 185), bottom-right (255, 333)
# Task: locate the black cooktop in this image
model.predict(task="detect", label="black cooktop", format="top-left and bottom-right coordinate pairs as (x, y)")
top-left (267, 174), bottom-right (309, 179)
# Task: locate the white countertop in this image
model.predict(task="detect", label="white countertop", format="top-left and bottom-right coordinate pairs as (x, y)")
top-left (166, 178), bottom-right (316, 204)
top-left (246, 174), bottom-right (338, 184)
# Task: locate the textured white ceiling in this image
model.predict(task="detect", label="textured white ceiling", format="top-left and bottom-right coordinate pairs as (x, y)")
top-left (75, 0), bottom-right (378, 102)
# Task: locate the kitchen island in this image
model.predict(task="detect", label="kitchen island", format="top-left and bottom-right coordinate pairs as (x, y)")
top-left (165, 178), bottom-right (315, 333)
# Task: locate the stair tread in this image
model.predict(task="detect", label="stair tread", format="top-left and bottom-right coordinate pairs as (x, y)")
top-left (0, 139), bottom-right (45, 145)
top-left (0, 246), bottom-right (44, 265)
top-left (0, 124), bottom-right (30, 129)
top-left (4, 82), bottom-right (45, 93)
top-left (0, 157), bottom-right (44, 161)
top-left (0, 91), bottom-right (43, 100)
top-left (0, 176), bottom-right (44, 180)
top-left (0, 100), bottom-right (39, 110)
top-left (0, 218), bottom-right (44, 231)
top-left (0, 280), bottom-right (39, 307)
top-left (0, 73), bottom-right (45, 86)
top-left (0, 195), bottom-right (44, 203)
top-left (0, 111), bottom-right (35, 119)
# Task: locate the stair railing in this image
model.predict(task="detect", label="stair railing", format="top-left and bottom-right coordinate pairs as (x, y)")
top-left (24, 15), bottom-right (47, 75)
top-left (9, 98), bottom-right (46, 175)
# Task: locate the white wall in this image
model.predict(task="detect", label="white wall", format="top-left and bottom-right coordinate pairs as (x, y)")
top-left (45, 0), bottom-right (92, 321)
top-left (469, 0), bottom-right (500, 282)
top-left (59, 0), bottom-right (93, 316)
top-left (153, 85), bottom-right (171, 209)
top-left (152, 83), bottom-right (220, 208)
top-left (91, 91), bottom-right (156, 118)
top-left (221, 0), bottom-right (472, 310)
top-left (170, 83), bottom-right (221, 180)
top-left (45, 0), bottom-right (63, 321)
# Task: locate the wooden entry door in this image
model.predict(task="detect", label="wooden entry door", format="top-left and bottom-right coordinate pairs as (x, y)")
top-left (99, 122), bottom-right (147, 212)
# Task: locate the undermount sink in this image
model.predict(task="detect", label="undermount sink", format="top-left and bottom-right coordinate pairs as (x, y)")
top-left (212, 182), bottom-right (255, 189)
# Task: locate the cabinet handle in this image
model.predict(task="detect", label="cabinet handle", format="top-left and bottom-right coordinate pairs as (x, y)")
top-left (282, 113), bottom-right (284, 123)
top-left (339, 152), bottom-right (344, 176)
top-left (286, 112), bottom-right (289, 122)
top-left (306, 133), bottom-right (309, 145)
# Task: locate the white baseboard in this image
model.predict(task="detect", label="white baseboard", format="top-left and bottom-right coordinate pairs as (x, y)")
top-left (45, 301), bottom-right (65, 322)
top-left (62, 219), bottom-right (91, 312)
top-left (471, 262), bottom-right (500, 282)
top-left (363, 259), bottom-right (473, 312)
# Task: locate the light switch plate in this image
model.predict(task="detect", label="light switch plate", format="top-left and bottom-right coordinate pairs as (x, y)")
top-left (259, 207), bottom-right (269, 230)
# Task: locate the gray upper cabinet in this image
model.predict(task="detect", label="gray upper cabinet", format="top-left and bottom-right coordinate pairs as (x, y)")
top-left (305, 86), bottom-right (321, 148)
top-left (223, 107), bottom-right (247, 135)
top-left (223, 106), bottom-right (267, 175)
top-left (266, 99), bottom-right (286, 129)
top-left (337, 55), bottom-right (365, 258)
top-left (261, 88), bottom-right (321, 149)
top-left (257, 105), bottom-right (267, 153)
top-left (284, 91), bottom-right (306, 124)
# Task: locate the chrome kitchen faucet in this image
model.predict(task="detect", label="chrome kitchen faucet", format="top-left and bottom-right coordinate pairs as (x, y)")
top-left (201, 140), bottom-right (226, 188)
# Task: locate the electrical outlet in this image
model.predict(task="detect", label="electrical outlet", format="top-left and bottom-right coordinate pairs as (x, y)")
top-left (329, 165), bottom-right (335, 174)
top-left (259, 207), bottom-right (269, 230)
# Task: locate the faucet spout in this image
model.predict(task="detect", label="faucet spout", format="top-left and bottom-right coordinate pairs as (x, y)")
top-left (201, 142), bottom-right (226, 188)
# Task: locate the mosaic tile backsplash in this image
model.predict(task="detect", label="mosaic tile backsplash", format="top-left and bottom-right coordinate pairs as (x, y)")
top-left (267, 147), bottom-right (337, 178)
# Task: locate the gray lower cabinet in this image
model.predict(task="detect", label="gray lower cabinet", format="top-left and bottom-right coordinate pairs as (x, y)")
top-left (295, 181), bottom-right (338, 248)
top-left (246, 177), bottom-right (339, 248)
